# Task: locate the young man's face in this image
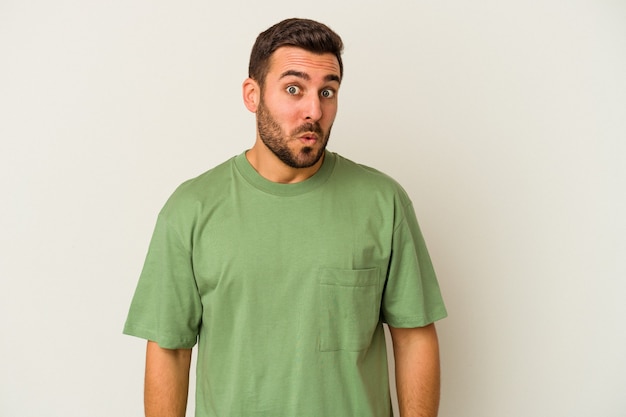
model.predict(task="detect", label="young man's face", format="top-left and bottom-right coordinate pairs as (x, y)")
top-left (255, 46), bottom-right (341, 169)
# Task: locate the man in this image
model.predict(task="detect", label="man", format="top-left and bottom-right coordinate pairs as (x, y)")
top-left (124, 18), bottom-right (447, 417)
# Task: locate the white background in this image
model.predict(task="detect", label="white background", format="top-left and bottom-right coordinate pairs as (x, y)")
top-left (1, 1), bottom-right (625, 416)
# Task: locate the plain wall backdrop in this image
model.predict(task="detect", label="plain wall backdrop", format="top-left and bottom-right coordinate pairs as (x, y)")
top-left (1, 1), bottom-right (625, 416)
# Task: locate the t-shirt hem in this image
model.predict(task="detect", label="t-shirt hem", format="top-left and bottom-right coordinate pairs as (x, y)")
top-left (123, 323), bottom-right (197, 349)
top-left (384, 307), bottom-right (448, 328)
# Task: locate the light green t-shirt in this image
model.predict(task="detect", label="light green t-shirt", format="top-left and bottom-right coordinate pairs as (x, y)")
top-left (124, 151), bottom-right (447, 417)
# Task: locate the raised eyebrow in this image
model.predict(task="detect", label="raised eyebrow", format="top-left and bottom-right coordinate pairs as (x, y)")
top-left (279, 70), bottom-right (310, 81)
top-left (279, 70), bottom-right (341, 84)
top-left (324, 74), bottom-right (341, 84)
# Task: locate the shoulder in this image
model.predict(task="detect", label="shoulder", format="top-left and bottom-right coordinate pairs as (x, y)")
top-left (159, 155), bottom-right (237, 218)
top-left (330, 152), bottom-right (412, 206)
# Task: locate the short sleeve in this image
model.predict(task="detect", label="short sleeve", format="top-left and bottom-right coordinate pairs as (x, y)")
top-left (381, 202), bottom-right (447, 327)
top-left (123, 213), bottom-right (202, 349)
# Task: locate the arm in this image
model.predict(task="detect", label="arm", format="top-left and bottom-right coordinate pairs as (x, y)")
top-left (144, 340), bottom-right (192, 417)
top-left (388, 323), bottom-right (441, 417)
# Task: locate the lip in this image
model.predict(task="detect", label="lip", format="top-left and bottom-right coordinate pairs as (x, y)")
top-left (298, 133), bottom-right (319, 144)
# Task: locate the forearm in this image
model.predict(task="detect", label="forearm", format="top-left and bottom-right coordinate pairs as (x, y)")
top-left (389, 324), bottom-right (441, 417)
top-left (145, 341), bottom-right (192, 417)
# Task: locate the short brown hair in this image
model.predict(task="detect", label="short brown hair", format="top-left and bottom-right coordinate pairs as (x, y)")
top-left (248, 18), bottom-right (344, 87)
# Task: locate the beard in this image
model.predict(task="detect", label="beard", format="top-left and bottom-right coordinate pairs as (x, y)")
top-left (256, 99), bottom-right (331, 169)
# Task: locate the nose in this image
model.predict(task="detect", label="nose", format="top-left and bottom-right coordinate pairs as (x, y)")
top-left (303, 94), bottom-right (322, 122)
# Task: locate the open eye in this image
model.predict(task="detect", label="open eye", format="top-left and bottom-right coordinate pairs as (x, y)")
top-left (286, 85), bottom-right (301, 95)
top-left (321, 89), bottom-right (335, 99)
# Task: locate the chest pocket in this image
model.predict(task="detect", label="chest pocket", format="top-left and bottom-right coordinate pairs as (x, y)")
top-left (319, 267), bottom-right (381, 352)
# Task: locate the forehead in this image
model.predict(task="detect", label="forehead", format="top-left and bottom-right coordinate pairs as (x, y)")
top-left (267, 46), bottom-right (341, 81)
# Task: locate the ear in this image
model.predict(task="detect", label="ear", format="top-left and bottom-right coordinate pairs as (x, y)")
top-left (242, 77), bottom-right (260, 113)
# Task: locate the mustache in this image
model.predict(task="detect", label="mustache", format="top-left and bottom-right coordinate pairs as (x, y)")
top-left (292, 123), bottom-right (324, 136)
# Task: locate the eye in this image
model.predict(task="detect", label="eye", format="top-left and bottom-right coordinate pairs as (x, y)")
top-left (286, 85), bottom-right (301, 95)
top-left (321, 89), bottom-right (335, 99)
